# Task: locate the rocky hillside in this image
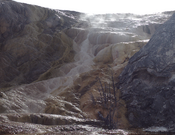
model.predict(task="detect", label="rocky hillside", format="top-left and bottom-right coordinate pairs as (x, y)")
top-left (0, 0), bottom-right (81, 88)
top-left (0, 0), bottom-right (174, 134)
top-left (119, 11), bottom-right (175, 130)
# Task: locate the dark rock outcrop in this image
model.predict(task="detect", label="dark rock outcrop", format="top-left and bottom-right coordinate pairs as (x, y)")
top-left (119, 13), bottom-right (175, 129)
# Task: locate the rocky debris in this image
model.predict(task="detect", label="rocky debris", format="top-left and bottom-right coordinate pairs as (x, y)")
top-left (0, 113), bottom-right (101, 126)
top-left (0, 113), bottom-right (170, 135)
top-left (0, 113), bottom-right (104, 134)
top-left (119, 12), bottom-right (175, 130)
top-left (0, 118), bottom-right (129, 135)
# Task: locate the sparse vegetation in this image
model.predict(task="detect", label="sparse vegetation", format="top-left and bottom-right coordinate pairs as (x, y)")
top-left (90, 74), bottom-right (124, 129)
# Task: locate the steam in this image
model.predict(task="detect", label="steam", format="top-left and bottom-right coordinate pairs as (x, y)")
top-left (1, 11), bottom-right (173, 113)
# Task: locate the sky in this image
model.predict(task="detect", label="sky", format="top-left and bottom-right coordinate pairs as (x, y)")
top-left (14, 0), bottom-right (175, 15)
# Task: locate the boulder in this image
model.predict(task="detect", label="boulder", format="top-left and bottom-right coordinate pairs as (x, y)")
top-left (119, 13), bottom-right (175, 129)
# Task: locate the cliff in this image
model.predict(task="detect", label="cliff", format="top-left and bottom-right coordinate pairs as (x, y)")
top-left (119, 12), bottom-right (175, 130)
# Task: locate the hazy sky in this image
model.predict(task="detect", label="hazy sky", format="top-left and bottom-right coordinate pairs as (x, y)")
top-left (14, 0), bottom-right (175, 15)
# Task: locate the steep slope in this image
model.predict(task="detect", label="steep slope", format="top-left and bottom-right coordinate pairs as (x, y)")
top-left (119, 12), bottom-right (175, 130)
top-left (0, 0), bottom-right (174, 134)
top-left (0, 0), bottom-right (79, 88)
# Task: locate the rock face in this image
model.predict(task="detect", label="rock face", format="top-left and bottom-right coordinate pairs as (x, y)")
top-left (119, 13), bottom-right (175, 129)
top-left (0, 0), bottom-right (78, 88)
top-left (0, 0), bottom-right (171, 89)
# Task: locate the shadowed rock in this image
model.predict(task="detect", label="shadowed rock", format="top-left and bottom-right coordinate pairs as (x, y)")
top-left (119, 13), bottom-right (175, 129)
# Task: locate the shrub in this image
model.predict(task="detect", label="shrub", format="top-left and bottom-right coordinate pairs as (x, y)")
top-left (90, 74), bottom-right (124, 129)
